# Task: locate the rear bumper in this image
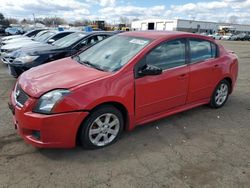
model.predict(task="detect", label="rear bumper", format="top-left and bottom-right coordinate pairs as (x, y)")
top-left (9, 93), bottom-right (89, 148)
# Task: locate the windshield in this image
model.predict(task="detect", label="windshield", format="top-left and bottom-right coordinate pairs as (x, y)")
top-left (77, 35), bottom-right (151, 72)
top-left (53, 32), bottom-right (86, 48)
top-left (35, 31), bottom-right (56, 42)
top-left (23, 30), bottom-right (34, 36)
top-left (33, 30), bottom-right (49, 39)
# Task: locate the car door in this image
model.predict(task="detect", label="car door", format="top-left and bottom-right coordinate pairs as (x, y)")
top-left (135, 39), bottom-right (189, 121)
top-left (187, 38), bottom-right (221, 103)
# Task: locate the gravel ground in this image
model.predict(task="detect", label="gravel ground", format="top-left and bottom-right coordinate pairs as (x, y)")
top-left (0, 41), bottom-right (249, 188)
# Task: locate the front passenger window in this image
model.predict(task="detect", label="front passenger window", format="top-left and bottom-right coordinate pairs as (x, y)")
top-left (146, 39), bottom-right (186, 70)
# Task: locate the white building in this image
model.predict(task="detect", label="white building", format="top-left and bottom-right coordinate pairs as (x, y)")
top-left (131, 19), bottom-right (250, 34)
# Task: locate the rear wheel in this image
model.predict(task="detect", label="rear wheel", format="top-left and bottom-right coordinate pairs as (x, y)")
top-left (80, 105), bottom-right (124, 149)
top-left (210, 80), bottom-right (230, 108)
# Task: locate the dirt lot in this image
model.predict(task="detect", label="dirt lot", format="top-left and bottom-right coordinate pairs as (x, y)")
top-left (0, 41), bottom-right (249, 188)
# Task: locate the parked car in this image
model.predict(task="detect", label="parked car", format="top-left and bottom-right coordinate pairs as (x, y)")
top-left (1, 29), bottom-right (47, 43)
top-left (0, 30), bottom-right (69, 58)
top-left (5, 27), bottom-right (24, 35)
top-left (235, 33), bottom-right (250, 41)
top-left (1, 31), bottom-right (75, 65)
top-left (1, 30), bottom-right (55, 46)
top-left (8, 31), bottom-right (239, 149)
top-left (208, 33), bottom-right (222, 40)
top-left (0, 30), bottom-right (50, 57)
top-left (222, 34), bottom-right (237, 40)
top-left (7, 31), bottom-right (114, 77)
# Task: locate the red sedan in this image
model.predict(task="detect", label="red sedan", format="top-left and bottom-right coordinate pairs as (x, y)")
top-left (9, 31), bottom-right (238, 149)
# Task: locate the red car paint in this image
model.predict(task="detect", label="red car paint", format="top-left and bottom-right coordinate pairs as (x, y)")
top-left (9, 31), bottom-right (238, 148)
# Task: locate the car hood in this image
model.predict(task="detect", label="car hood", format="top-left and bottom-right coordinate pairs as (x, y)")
top-left (18, 57), bottom-right (111, 98)
top-left (20, 43), bottom-right (61, 56)
top-left (9, 43), bottom-right (58, 58)
top-left (3, 37), bottom-right (32, 44)
top-left (1, 41), bottom-right (42, 51)
top-left (2, 35), bottom-right (25, 41)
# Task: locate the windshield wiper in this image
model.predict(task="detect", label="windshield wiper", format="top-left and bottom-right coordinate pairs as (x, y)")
top-left (74, 55), bottom-right (105, 71)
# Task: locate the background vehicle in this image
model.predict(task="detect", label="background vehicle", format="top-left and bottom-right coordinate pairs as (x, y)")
top-left (1, 29), bottom-right (47, 43)
top-left (222, 34), bottom-right (237, 40)
top-left (7, 31), bottom-right (114, 77)
top-left (9, 31), bottom-right (238, 149)
top-left (5, 27), bottom-right (24, 35)
top-left (1, 30), bottom-right (55, 46)
top-left (235, 33), bottom-right (250, 41)
top-left (1, 31), bottom-right (75, 65)
top-left (208, 33), bottom-right (222, 40)
top-left (0, 30), bottom-right (74, 59)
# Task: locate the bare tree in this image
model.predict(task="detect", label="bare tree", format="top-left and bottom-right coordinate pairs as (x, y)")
top-left (20, 18), bottom-right (33, 25)
top-left (6, 18), bottom-right (18, 24)
top-left (43, 17), bottom-right (67, 27)
top-left (119, 16), bottom-right (129, 25)
top-left (73, 19), bottom-right (91, 27)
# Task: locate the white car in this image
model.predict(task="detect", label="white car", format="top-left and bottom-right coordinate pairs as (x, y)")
top-left (208, 33), bottom-right (222, 40)
top-left (222, 34), bottom-right (238, 40)
top-left (1, 29), bottom-right (47, 45)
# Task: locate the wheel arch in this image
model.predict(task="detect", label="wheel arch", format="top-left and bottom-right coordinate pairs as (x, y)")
top-left (75, 101), bottom-right (130, 145)
top-left (223, 76), bottom-right (233, 94)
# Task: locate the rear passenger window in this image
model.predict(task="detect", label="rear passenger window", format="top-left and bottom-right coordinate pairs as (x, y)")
top-left (146, 39), bottom-right (186, 70)
top-left (189, 39), bottom-right (217, 63)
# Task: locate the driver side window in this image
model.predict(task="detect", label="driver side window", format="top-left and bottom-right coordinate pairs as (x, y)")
top-left (146, 39), bottom-right (186, 70)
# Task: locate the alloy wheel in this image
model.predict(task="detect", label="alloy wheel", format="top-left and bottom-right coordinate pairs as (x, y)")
top-left (88, 113), bottom-right (120, 147)
top-left (215, 83), bottom-right (229, 106)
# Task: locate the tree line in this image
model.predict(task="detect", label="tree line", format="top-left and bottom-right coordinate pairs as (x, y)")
top-left (0, 12), bottom-right (94, 27)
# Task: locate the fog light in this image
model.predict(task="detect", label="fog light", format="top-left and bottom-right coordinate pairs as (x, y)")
top-left (32, 131), bottom-right (41, 140)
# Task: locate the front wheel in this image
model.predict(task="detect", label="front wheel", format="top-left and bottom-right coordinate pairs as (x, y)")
top-left (210, 80), bottom-right (230, 108)
top-left (79, 105), bottom-right (124, 149)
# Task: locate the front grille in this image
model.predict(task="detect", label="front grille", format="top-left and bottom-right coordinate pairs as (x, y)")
top-left (14, 84), bottom-right (29, 107)
top-left (0, 48), bottom-right (8, 53)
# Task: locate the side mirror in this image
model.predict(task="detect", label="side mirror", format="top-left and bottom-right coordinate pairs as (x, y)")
top-left (138, 64), bottom-right (162, 77)
top-left (47, 39), bottom-right (55, 44)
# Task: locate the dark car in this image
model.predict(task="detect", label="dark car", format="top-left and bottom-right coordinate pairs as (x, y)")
top-left (236, 33), bottom-right (250, 41)
top-left (7, 32), bottom-right (114, 77)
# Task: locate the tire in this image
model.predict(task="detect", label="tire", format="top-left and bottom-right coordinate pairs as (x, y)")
top-left (79, 105), bottom-right (124, 149)
top-left (210, 80), bottom-right (230, 108)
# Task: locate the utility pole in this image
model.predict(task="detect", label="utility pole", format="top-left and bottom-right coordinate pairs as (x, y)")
top-left (33, 13), bottom-right (36, 28)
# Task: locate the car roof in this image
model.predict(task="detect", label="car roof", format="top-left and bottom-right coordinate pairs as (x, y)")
top-left (85, 31), bottom-right (115, 36)
top-left (120, 31), bottom-right (213, 41)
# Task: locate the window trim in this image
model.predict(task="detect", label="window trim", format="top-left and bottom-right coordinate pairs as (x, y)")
top-left (187, 38), bottom-right (220, 65)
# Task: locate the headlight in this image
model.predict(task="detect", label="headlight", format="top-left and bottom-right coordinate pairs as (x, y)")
top-left (13, 55), bottom-right (39, 64)
top-left (33, 89), bottom-right (70, 114)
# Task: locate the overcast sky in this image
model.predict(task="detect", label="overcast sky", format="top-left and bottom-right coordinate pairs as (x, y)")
top-left (0, 0), bottom-right (249, 23)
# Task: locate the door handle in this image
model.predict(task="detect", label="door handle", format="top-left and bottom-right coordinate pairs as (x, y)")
top-left (178, 74), bottom-right (188, 80)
